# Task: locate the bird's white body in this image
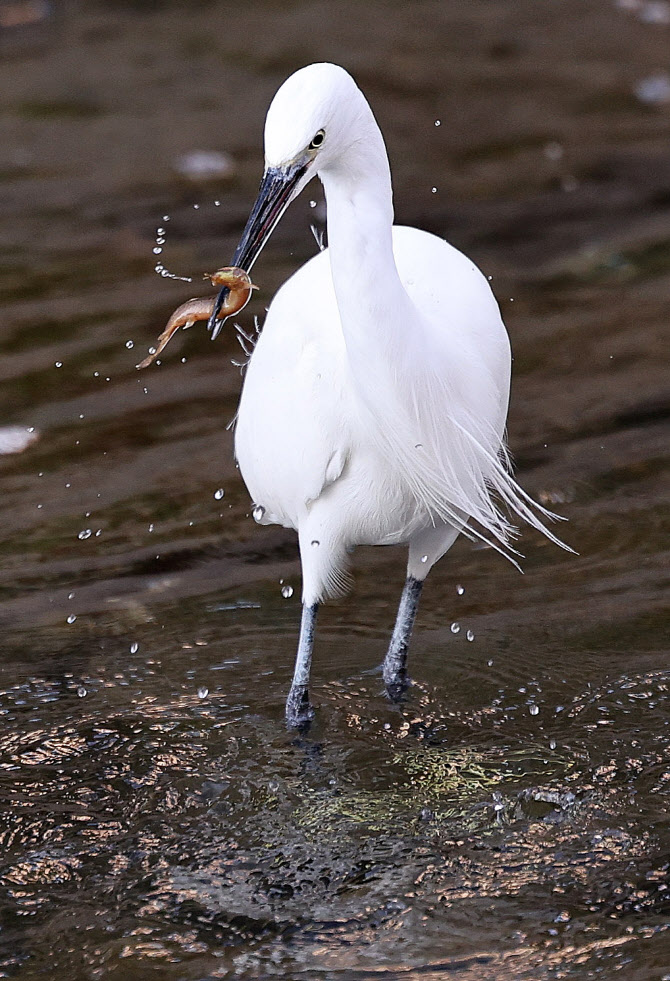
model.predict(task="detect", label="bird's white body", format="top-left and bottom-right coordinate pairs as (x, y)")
top-left (220, 62), bottom-right (566, 722)
top-left (236, 226), bottom-right (510, 604)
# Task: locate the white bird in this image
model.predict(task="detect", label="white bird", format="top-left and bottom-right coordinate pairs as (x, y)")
top-left (207, 63), bottom-right (570, 728)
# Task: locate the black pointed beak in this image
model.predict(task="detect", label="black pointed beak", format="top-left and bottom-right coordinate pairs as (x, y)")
top-left (207, 163), bottom-right (309, 338)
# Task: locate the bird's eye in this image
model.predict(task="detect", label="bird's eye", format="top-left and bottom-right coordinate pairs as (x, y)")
top-left (309, 129), bottom-right (325, 150)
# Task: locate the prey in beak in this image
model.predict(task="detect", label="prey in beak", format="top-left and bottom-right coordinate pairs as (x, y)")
top-left (207, 161), bottom-right (309, 339)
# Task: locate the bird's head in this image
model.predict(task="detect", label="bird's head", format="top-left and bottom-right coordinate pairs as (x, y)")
top-left (208, 63), bottom-right (370, 337)
top-left (264, 63), bottom-right (365, 174)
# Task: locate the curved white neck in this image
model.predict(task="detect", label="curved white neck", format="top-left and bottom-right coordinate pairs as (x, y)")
top-left (319, 120), bottom-right (413, 359)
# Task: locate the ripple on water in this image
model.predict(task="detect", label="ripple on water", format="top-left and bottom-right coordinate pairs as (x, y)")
top-left (0, 661), bottom-right (667, 976)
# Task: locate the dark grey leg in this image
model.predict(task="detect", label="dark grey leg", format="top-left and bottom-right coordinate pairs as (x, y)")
top-left (382, 576), bottom-right (424, 699)
top-left (285, 602), bottom-right (318, 728)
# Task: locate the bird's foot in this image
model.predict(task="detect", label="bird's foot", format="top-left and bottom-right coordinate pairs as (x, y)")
top-left (382, 658), bottom-right (411, 702)
top-left (384, 677), bottom-right (412, 703)
top-left (285, 684), bottom-right (315, 730)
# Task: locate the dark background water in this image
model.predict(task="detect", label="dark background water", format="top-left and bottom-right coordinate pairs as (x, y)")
top-left (0, 1), bottom-right (668, 978)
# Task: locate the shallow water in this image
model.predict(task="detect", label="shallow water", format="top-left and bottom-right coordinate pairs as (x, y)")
top-left (0, 2), bottom-right (669, 979)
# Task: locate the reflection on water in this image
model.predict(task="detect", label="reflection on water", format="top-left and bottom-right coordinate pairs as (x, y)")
top-left (1, 1), bottom-right (669, 978)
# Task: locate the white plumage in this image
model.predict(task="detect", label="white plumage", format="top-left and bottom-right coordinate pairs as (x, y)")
top-left (219, 63), bottom-right (568, 726)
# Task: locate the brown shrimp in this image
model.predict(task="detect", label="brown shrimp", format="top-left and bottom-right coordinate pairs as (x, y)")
top-left (136, 266), bottom-right (256, 369)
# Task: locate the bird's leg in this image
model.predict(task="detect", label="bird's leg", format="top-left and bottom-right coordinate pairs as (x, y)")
top-left (382, 576), bottom-right (424, 700)
top-left (285, 602), bottom-right (319, 729)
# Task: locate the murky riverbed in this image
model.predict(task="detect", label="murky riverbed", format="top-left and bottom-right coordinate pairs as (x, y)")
top-left (0, 1), bottom-right (668, 978)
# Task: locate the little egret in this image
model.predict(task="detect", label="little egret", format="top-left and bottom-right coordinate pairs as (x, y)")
top-left (206, 63), bottom-right (569, 728)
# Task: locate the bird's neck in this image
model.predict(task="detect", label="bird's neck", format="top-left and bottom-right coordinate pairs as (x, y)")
top-left (319, 128), bottom-right (412, 360)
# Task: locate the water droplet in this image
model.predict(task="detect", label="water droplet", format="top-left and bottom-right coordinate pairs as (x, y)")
top-left (311, 539), bottom-right (320, 548)
top-left (66, 614), bottom-right (77, 624)
top-left (529, 703), bottom-right (540, 716)
top-left (214, 200), bottom-right (220, 206)
top-left (156, 237), bottom-right (165, 245)
top-left (281, 585), bottom-right (294, 599)
top-left (157, 227), bottom-right (165, 235)
top-left (153, 247), bottom-right (162, 254)
top-left (420, 554), bottom-right (428, 563)
top-left (214, 488), bottom-right (225, 500)
top-left (434, 119), bottom-right (441, 126)
top-left (68, 592), bottom-right (74, 600)
top-left (466, 629), bottom-right (475, 641)
top-left (549, 738), bottom-right (557, 750)
top-left (431, 186), bottom-right (437, 193)
top-left (197, 686), bottom-right (208, 699)
top-left (457, 584), bottom-right (465, 595)
top-left (78, 529), bottom-right (92, 540)
top-left (252, 505), bottom-right (265, 522)
top-left (450, 621), bottom-right (460, 634)
top-left (77, 686), bottom-right (87, 698)
top-left (193, 203), bottom-right (200, 209)
top-left (130, 641), bottom-right (139, 654)
top-left (415, 443), bottom-right (423, 449)
top-left (487, 659), bottom-right (494, 666)
top-left (125, 340), bottom-right (134, 349)
top-left (309, 200), bottom-right (317, 208)
top-left (55, 361), bottom-right (62, 368)
top-left (95, 529), bottom-right (102, 537)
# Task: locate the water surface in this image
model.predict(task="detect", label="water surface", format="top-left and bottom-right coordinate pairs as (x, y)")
top-left (0, 2), bottom-right (668, 978)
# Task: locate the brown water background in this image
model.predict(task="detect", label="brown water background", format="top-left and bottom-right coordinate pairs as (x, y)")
top-left (0, 1), bottom-right (668, 978)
